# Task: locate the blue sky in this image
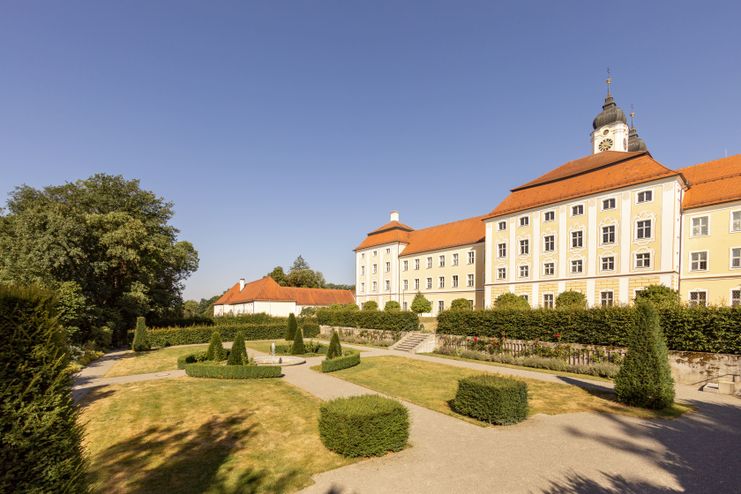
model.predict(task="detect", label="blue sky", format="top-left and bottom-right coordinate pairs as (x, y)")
top-left (1, 1), bottom-right (740, 300)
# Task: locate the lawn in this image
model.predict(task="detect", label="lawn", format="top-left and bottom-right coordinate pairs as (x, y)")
top-left (105, 345), bottom-right (209, 377)
top-left (79, 377), bottom-right (353, 494)
top-left (324, 356), bottom-right (687, 424)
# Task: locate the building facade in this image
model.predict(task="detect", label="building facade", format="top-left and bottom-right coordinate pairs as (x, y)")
top-left (354, 85), bottom-right (741, 309)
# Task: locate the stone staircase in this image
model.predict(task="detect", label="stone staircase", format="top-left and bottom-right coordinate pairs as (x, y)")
top-left (391, 332), bottom-right (435, 354)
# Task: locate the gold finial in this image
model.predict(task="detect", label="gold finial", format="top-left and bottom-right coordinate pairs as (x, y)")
top-left (630, 105), bottom-right (636, 128)
top-left (606, 67), bottom-right (612, 96)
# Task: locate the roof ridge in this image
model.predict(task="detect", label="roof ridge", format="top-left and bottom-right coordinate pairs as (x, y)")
top-left (410, 214), bottom-right (488, 233)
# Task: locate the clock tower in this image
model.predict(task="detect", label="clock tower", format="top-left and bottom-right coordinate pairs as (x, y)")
top-left (591, 73), bottom-right (629, 154)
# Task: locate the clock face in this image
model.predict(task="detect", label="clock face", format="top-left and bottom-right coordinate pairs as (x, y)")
top-left (599, 138), bottom-right (613, 151)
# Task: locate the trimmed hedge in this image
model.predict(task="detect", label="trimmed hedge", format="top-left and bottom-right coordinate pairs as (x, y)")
top-left (452, 374), bottom-right (528, 425)
top-left (184, 363), bottom-right (282, 379)
top-left (142, 322), bottom-right (320, 347)
top-left (317, 309), bottom-right (419, 332)
top-left (177, 351), bottom-right (209, 369)
top-left (319, 395), bottom-right (408, 457)
top-left (437, 306), bottom-right (741, 354)
top-left (321, 353), bottom-right (361, 373)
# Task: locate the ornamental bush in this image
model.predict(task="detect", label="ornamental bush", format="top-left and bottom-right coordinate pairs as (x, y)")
top-left (384, 300), bottom-right (401, 312)
top-left (319, 395), bottom-right (408, 457)
top-left (131, 316), bottom-right (151, 352)
top-left (450, 298), bottom-right (472, 311)
top-left (184, 363), bottom-right (281, 379)
top-left (362, 300), bottom-right (378, 311)
top-left (206, 331), bottom-right (226, 361)
top-left (326, 331), bottom-right (343, 359)
top-left (494, 293), bottom-right (530, 310)
top-left (286, 313), bottom-right (298, 341)
top-left (316, 309), bottom-right (419, 332)
top-left (410, 292), bottom-right (431, 314)
top-left (291, 327), bottom-right (305, 355)
top-left (0, 285), bottom-right (88, 493)
top-left (555, 290), bottom-right (587, 309)
top-left (635, 284), bottom-right (680, 308)
top-left (177, 351), bottom-right (209, 369)
top-left (139, 322), bottom-right (320, 347)
top-left (321, 353), bottom-right (360, 372)
top-left (452, 374), bottom-right (528, 425)
top-left (614, 301), bottom-right (675, 409)
top-left (227, 331), bottom-right (248, 365)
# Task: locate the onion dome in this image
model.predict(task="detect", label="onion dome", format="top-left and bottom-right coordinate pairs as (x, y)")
top-left (628, 126), bottom-right (647, 152)
top-left (592, 94), bottom-right (628, 130)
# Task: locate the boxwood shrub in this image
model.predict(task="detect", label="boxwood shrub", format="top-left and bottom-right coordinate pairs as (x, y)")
top-left (437, 306), bottom-right (741, 354)
top-left (142, 322), bottom-right (320, 347)
top-left (183, 363), bottom-right (282, 379)
top-left (321, 353), bottom-right (361, 373)
top-left (319, 395), bottom-right (408, 457)
top-left (177, 351), bottom-right (209, 369)
top-left (317, 309), bottom-right (419, 332)
top-left (452, 374), bottom-right (528, 425)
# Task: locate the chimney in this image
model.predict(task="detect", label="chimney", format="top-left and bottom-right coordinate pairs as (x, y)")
top-left (239, 278), bottom-right (246, 291)
top-left (390, 210), bottom-right (400, 222)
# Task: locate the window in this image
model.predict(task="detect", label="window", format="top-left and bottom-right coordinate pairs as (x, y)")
top-left (414, 279), bottom-right (420, 290)
top-left (439, 255), bottom-right (445, 267)
top-left (572, 204), bottom-right (584, 216)
top-left (497, 268), bottom-right (506, 280)
top-left (689, 291), bottom-right (706, 307)
top-left (467, 300), bottom-right (474, 309)
top-left (690, 251), bottom-right (708, 271)
top-left (402, 301), bottom-right (408, 311)
top-left (385, 280), bottom-right (390, 291)
top-left (732, 290), bottom-right (741, 307)
top-left (403, 260), bottom-right (408, 271)
top-left (497, 243), bottom-right (507, 258)
top-left (386, 248), bottom-right (390, 254)
top-left (637, 190), bottom-right (653, 203)
top-left (600, 291), bottom-right (614, 307)
top-left (361, 266), bottom-right (365, 275)
top-left (372, 264), bottom-right (377, 274)
top-left (385, 262), bottom-right (391, 273)
top-left (372, 281), bottom-right (377, 292)
top-left (733, 211), bottom-right (741, 232)
top-left (692, 216), bottom-right (709, 236)
top-left (438, 276), bottom-right (445, 288)
top-left (571, 230), bottom-right (583, 248)
top-left (521, 294), bottom-right (529, 303)
top-left (544, 235), bottom-right (555, 252)
top-left (570, 259), bottom-right (583, 274)
top-left (635, 252), bottom-right (651, 268)
top-left (602, 198), bottom-right (616, 210)
top-left (373, 250), bottom-right (377, 256)
top-left (438, 300), bottom-right (445, 313)
top-left (601, 256), bottom-right (615, 271)
top-left (544, 211), bottom-right (555, 222)
top-left (519, 265), bottom-right (529, 278)
top-left (468, 251), bottom-right (475, 264)
top-left (519, 216), bottom-right (529, 227)
top-left (360, 283), bottom-right (365, 293)
top-left (732, 248), bottom-right (741, 269)
top-left (426, 257), bottom-right (433, 269)
top-left (498, 221), bottom-right (507, 231)
top-left (467, 274), bottom-right (474, 287)
top-left (361, 253), bottom-right (365, 259)
top-left (543, 294), bottom-right (554, 309)
top-left (543, 262), bottom-right (555, 276)
top-left (415, 259), bottom-right (420, 270)
top-left (426, 278), bottom-right (433, 289)
top-left (520, 239), bottom-right (529, 255)
top-left (452, 275), bottom-right (459, 288)
top-left (452, 253), bottom-right (459, 266)
top-left (403, 280), bottom-right (408, 290)
top-left (602, 225), bottom-right (616, 244)
top-left (636, 219), bottom-right (652, 239)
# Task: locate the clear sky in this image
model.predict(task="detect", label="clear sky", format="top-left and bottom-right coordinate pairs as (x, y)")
top-left (1, 1), bottom-right (740, 300)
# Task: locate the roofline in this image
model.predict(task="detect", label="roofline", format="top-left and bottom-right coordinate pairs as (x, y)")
top-left (398, 239), bottom-right (485, 258)
top-left (367, 225), bottom-right (414, 235)
top-left (354, 239), bottom-right (408, 252)
top-left (683, 196), bottom-right (741, 211)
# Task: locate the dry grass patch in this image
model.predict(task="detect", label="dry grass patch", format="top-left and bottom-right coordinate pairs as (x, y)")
top-left (325, 356), bottom-right (687, 425)
top-left (104, 345), bottom-right (209, 377)
top-left (80, 378), bottom-right (352, 493)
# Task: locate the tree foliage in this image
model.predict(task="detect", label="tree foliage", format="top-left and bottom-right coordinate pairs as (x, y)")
top-left (0, 174), bottom-right (199, 345)
top-left (362, 300), bottom-right (378, 311)
top-left (286, 313), bottom-right (298, 341)
top-left (410, 292), bottom-right (432, 314)
top-left (494, 293), bottom-right (530, 310)
top-left (635, 284), bottom-right (680, 308)
top-left (384, 301), bottom-right (401, 312)
top-left (265, 255), bottom-right (327, 288)
top-left (326, 330), bottom-right (343, 359)
top-left (131, 316), bottom-right (151, 352)
top-left (450, 298), bottom-right (472, 311)
top-left (291, 327), bottom-right (305, 355)
top-left (227, 331), bottom-right (248, 365)
top-left (206, 331), bottom-right (226, 361)
top-left (555, 290), bottom-right (587, 309)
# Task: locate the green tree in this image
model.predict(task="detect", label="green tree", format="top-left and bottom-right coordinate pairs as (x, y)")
top-left (131, 316), bottom-right (150, 352)
top-left (555, 290), bottom-right (587, 309)
top-left (326, 331), bottom-right (343, 359)
top-left (286, 255), bottom-right (326, 288)
top-left (267, 266), bottom-right (288, 286)
top-left (286, 313), bottom-right (298, 341)
top-left (410, 292), bottom-right (432, 314)
top-left (362, 300), bottom-right (378, 311)
top-left (450, 298), bottom-right (472, 311)
top-left (614, 300), bottom-right (675, 409)
top-left (227, 331), bottom-right (247, 365)
top-left (494, 293), bottom-right (530, 310)
top-left (635, 285), bottom-right (680, 308)
top-left (206, 331), bottom-right (226, 361)
top-left (384, 300), bottom-right (401, 312)
top-left (291, 327), bottom-right (305, 355)
top-left (0, 174), bottom-right (199, 345)
top-left (182, 300), bottom-right (201, 318)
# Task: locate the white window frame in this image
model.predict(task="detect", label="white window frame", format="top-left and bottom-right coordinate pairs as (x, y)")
top-left (385, 261), bottom-right (391, 273)
top-left (497, 268), bottom-right (506, 280)
top-left (571, 204), bottom-right (584, 216)
top-left (438, 300), bottom-right (445, 313)
top-left (601, 225), bottom-right (616, 245)
top-left (372, 264), bottom-right (377, 274)
top-left (636, 189), bottom-right (654, 204)
top-left (468, 251), bottom-right (475, 264)
top-left (426, 277), bottom-right (432, 289)
top-left (402, 260), bottom-right (408, 271)
top-left (571, 230), bottom-right (584, 249)
top-left (543, 235), bottom-right (555, 252)
top-left (498, 221), bottom-right (507, 231)
top-left (385, 280), bottom-right (390, 291)
top-left (415, 259), bottom-right (420, 270)
top-left (361, 266), bottom-right (365, 276)
top-left (403, 280), bottom-right (408, 290)
top-left (635, 252), bottom-right (652, 269)
top-left (690, 251), bottom-right (708, 272)
top-left (520, 239), bottom-right (530, 256)
top-left (372, 281), bottom-right (377, 292)
top-left (439, 255), bottom-right (445, 267)
top-left (602, 197), bottom-right (616, 210)
top-left (438, 276), bottom-right (445, 289)
top-left (386, 248), bottom-right (390, 254)
top-left (601, 256), bottom-right (615, 271)
top-left (426, 257), bottom-right (433, 269)
top-left (690, 216), bottom-right (709, 237)
top-left (497, 243), bottom-right (507, 258)
top-left (519, 265), bottom-right (529, 278)
top-left (544, 210), bottom-right (555, 222)
top-left (373, 250), bottom-right (377, 256)
top-left (360, 282), bottom-right (365, 293)
top-left (731, 247), bottom-right (741, 269)
top-left (731, 210), bottom-right (741, 233)
top-left (452, 275), bottom-right (459, 288)
top-left (570, 259), bottom-right (583, 274)
top-left (414, 279), bottom-right (420, 290)
top-left (543, 293), bottom-right (554, 309)
top-left (543, 262), bottom-right (555, 276)
top-left (636, 219), bottom-right (653, 240)
top-left (467, 274), bottom-right (474, 287)
top-left (519, 215), bottom-right (530, 227)
top-left (689, 290), bottom-right (707, 307)
top-left (402, 301), bottom-right (408, 311)
top-left (600, 291), bottom-right (614, 307)
top-left (452, 253), bottom-right (459, 266)
top-left (731, 289), bottom-right (741, 307)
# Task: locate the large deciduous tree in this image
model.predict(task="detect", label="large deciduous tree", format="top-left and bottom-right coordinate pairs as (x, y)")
top-left (0, 174), bottom-right (198, 345)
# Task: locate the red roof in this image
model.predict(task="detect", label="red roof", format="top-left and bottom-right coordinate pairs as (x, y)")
top-left (215, 276), bottom-right (355, 306)
top-left (678, 154), bottom-right (741, 210)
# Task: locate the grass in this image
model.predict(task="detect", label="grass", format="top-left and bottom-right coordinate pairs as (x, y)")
top-left (79, 377), bottom-right (353, 493)
top-left (323, 356), bottom-right (688, 425)
top-left (105, 345), bottom-right (209, 377)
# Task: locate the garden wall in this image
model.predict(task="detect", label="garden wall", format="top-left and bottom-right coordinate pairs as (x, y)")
top-left (319, 325), bottom-right (408, 347)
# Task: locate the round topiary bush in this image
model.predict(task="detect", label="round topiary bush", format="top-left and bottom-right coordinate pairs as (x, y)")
top-left (452, 374), bottom-right (528, 425)
top-left (319, 395), bottom-right (408, 457)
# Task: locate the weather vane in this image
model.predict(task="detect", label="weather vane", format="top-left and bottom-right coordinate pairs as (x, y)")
top-left (606, 67), bottom-right (612, 96)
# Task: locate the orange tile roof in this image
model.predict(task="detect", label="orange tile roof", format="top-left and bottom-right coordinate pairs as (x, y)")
top-left (484, 151), bottom-right (680, 219)
top-left (678, 154), bottom-right (741, 210)
top-left (214, 276), bottom-right (355, 306)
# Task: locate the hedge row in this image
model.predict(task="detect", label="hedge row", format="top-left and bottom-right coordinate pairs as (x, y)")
top-left (177, 351), bottom-right (209, 369)
top-left (321, 353), bottom-right (361, 373)
top-left (437, 306), bottom-right (741, 354)
top-left (317, 309), bottom-right (419, 332)
top-left (452, 375), bottom-right (528, 425)
top-left (144, 322), bottom-right (320, 347)
top-left (184, 363), bottom-right (282, 379)
top-left (319, 395), bottom-right (409, 457)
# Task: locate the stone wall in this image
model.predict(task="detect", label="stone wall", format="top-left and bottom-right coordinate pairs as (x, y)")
top-left (319, 325), bottom-right (408, 347)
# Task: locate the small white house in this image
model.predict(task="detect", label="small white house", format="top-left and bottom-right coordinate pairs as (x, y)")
top-left (213, 276), bottom-right (355, 317)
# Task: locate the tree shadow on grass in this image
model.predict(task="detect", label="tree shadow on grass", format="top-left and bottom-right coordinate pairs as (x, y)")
top-left (90, 413), bottom-right (299, 494)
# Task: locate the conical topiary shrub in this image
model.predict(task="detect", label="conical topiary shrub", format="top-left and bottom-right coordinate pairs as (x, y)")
top-left (227, 331), bottom-right (248, 365)
top-left (132, 316), bottom-right (151, 352)
top-left (326, 331), bottom-right (342, 359)
top-left (206, 331), bottom-right (226, 361)
top-left (291, 327), bottom-right (305, 355)
top-left (614, 300), bottom-right (675, 409)
top-left (286, 313), bottom-right (297, 341)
